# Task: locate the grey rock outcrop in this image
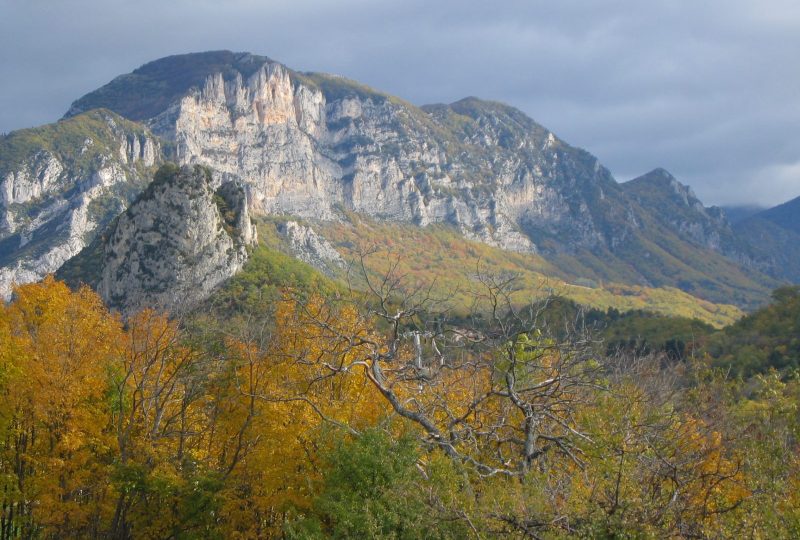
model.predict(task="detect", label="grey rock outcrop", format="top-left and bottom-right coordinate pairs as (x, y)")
top-left (1, 151), bottom-right (64, 207)
top-left (98, 165), bottom-right (256, 314)
top-left (278, 220), bottom-right (344, 276)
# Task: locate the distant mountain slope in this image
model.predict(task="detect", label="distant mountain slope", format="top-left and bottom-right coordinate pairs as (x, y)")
top-left (722, 205), bottom-right (764, 224)
top-left (622, 168), bottom-right (737, 253)
top-left (734, 196), bottom-right (800, 283)
top-left (750, 195), bottom-right (800, 232)
top-left (313, 216), bottom-right (744, 326)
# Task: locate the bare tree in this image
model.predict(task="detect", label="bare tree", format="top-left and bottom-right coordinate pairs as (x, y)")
top-left (287, 249), bottom-right (605, 478)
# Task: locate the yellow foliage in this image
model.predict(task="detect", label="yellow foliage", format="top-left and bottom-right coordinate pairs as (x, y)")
top-left (0, 276), bottom-right (123, 536)
top-left (211, 294), bottom-right (387, 536)
top-left (0, 277), bottom-right (796, 538)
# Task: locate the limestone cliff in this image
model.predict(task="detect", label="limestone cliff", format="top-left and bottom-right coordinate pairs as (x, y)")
top-left (278, 220), bottom-right (345, 276)
top-left (98, 164), bottom-right (256, 314)
top-left (69, 52), bottom-right (625, 255)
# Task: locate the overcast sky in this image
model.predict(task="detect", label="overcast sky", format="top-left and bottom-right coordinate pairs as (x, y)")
top-left (1, 0), bottom-right (798, 206)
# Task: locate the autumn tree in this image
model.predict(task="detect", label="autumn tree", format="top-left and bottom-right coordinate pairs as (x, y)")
top-left (0, 277), bottom-right (123, 538)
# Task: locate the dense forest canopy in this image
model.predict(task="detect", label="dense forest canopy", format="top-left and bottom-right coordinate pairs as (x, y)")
top-left (1, 274), bottom-right (799, 538)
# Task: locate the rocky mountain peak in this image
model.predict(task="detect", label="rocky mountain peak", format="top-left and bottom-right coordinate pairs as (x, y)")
top-left (626, 168), bottom-right (704, 209)
top-left (65, 50), bottom-right (275, 121)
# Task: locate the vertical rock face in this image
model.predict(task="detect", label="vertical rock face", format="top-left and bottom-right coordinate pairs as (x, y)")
top-left (0, 111), bottom-right (161, 299)
top-left (98, 164), bottom-right (256, 314)
top-left (130, 56), bottom-right (631, 255)
top-left (166, 66), bottom-right (340, 220)
top-left (1, 152), bottom-right (64, 207)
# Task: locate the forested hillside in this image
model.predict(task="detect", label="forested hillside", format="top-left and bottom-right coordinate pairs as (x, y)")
top-left (1, 276), bottom-right (799, 538)
top-left (705, 285), bottom-right (800, 376)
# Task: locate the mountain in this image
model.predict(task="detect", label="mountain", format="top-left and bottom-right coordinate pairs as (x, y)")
top-left (0, 50), bottom-right (793, 312)
top-left (67, 53), bottom-right (610, 253)
top-left (733, 196), bottom-right (800, 283)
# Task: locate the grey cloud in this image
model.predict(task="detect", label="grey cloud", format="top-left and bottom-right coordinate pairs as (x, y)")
top-left (1, 0), bottom-right (798, 206)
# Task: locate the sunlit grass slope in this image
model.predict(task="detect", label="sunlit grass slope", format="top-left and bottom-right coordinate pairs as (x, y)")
top-left (313, 217), bottom-right (743, 327)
